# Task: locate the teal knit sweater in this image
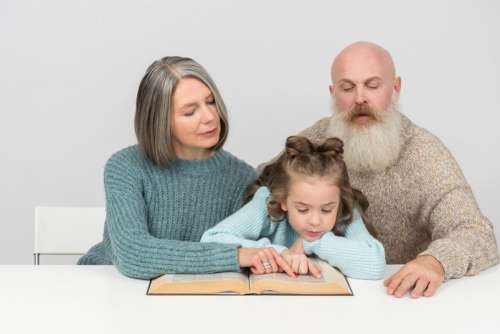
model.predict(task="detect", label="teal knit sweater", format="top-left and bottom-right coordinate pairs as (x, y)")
top-left (77, 145), bottom-right (257, 279)
top-left (201, 186), bottom-right (386, 280)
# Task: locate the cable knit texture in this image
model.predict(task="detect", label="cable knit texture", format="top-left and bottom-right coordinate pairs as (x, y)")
top-left (201, 186), bottom-right (386, 280)
top-left (78, 145), bottom-right (257, 280)
top-left (297, 113), bottom-right (499, 280)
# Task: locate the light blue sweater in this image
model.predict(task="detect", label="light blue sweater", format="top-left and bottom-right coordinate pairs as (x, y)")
top-left (201, 186), bottom-right (386, 279)
top-left (78, 145), bottom-right (256, 279)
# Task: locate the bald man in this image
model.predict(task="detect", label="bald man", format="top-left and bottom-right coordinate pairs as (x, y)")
top-left (291, 42), bottom-right (498, 298)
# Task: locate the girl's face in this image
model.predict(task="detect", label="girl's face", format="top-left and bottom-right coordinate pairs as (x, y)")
top-left (280, 175), bottom-right (340, 241)
top-left (171, 78), bottom-right (221, 160)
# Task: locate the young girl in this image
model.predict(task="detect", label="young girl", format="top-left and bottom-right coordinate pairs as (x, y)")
top-left (201, 136), bottom-right (386, 280)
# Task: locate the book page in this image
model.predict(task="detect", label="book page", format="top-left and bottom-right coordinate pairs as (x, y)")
top-left (148, 272), bottom-right (250, 295)
top-left (249, 259), bottom-right (352, 295)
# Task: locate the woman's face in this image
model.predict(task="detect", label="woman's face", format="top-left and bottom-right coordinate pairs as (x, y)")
top-left (280, 175), bottom-right (340, 241)
top-left (171, 78), bottom-right (221, 160)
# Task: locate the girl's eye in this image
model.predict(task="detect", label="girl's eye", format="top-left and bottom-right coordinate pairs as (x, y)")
top-left (184, 110), bottom-right (195, 117)
top-left (297, 208), bottom-right (308, 214)
top-left (321, 209), bottom-right (332, 214)
top-left (207, 99), bottom-right (216, 105)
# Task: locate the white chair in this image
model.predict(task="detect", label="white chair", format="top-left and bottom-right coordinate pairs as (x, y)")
top-left (34, 206), bottom-right (105, 265)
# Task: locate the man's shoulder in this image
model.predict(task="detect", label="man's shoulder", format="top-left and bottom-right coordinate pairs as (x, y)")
top-left (400, 116), bottom-right (465, 185)
top-left (297, 116), bottom-right (332, 143)
top-left (403, 117), bottom-right (454, 161)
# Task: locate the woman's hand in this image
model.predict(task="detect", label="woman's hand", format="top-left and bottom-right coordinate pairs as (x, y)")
top-left (238, 247), bottom-right (296, 277)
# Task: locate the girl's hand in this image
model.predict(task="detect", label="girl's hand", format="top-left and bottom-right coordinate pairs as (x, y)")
top-left (282, 249), bottom-right (322, 278)
top-left (289, 238), bottom-right (305, 254)
top-left (238, 247), bottom-right (296, 277)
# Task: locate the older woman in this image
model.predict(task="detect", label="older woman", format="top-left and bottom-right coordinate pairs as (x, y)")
top-left (78, 57), bottom-right (263, 279)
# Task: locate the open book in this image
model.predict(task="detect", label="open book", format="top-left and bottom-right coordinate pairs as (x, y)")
top-left (147, 259), bottom-right (352, 295)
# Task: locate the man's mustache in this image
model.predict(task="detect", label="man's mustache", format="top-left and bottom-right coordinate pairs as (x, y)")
top-left (347, 104), bottom-right (379, 122)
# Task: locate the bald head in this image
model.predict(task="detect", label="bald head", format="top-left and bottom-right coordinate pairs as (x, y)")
top-left (329, 41), bottom-right (401, 128)
top-left (331, 41), bottom-right (396, 83)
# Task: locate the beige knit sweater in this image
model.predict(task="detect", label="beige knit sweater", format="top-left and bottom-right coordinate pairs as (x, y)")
top-left (297, 114), bottom-right (499, 280)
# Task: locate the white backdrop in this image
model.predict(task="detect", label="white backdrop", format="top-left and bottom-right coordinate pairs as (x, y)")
top-left (1, 0), bottom-right (499, 264)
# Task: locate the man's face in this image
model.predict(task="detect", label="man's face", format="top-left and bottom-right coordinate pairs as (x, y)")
top-left (327, 44), bottom-right (404, 173)
top-left (330, 49), bottom-right (400, 127)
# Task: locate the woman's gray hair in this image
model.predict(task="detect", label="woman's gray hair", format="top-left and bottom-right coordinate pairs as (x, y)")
top-left (134, 56), bottom-right (229, 166)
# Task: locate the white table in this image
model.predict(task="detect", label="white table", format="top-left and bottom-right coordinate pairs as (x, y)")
top-left (0, 265), bottom-right (499, 334)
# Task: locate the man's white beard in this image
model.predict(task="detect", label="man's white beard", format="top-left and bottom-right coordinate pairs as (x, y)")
top-left (327, 100), bottom-right (403, 173)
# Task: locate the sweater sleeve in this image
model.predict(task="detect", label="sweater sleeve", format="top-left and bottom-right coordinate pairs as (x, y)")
top-left (201, 187), bottom-right (288, 254)
top-left (104, 155), bottom-right (240, 280)
top-left (419, 187), bottom-right (499, 280)
top-left (303, 209), bottom-right (386, 280)
top-left (413, 133), bottom-right (499, 280)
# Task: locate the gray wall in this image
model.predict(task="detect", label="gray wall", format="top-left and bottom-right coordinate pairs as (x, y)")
top-left (1, 0), bottom-right (499, 264)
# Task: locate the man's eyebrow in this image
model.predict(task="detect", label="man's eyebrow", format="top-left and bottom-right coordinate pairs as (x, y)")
top-left (338, 79), bottom-right (355, 85)
top-left (365, 76), bottom-right (382, 83)
top-left (338, 77), bottom-right (382, 85)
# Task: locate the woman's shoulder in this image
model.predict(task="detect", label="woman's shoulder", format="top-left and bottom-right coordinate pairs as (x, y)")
top-left (104, 145), bottom-right (152, 179)
top-left (105, 145), bottom-right (148, 169)
top-left (103, 145), bottom-right (148, 193)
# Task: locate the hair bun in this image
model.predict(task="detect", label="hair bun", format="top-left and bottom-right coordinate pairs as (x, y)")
top-left (285, 136), bottom-right (314, 158)
top-left (317, 137), bottom-right (344, 155)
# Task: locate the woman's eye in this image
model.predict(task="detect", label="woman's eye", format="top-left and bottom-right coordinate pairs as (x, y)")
top-left (321, 209), bottom-right (332, 214)
top-left (184, 110), bottom-right (195, 117)
top-left (297, 208), bottom-right (308, 214)
top-left (207, 99), bottom-right (216, 105)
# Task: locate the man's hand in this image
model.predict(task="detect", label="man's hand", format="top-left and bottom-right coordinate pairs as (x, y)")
top-left (384, 255), bottom-right (444, 298)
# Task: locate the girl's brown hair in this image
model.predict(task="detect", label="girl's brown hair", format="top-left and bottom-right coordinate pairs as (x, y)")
top-left (245, 136), bottom-right (376, 237)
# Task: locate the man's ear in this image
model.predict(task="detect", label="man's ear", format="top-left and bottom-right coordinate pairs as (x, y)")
top-left (394, 76), bottom-right (402, 93)
top-left (329, 84), bottom-right (335, 96)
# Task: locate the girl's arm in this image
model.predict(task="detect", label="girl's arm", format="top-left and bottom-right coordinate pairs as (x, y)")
top-left (303, 209), bottom-right (386, 280)
top-left (201, 187), bottom-right (287, 254)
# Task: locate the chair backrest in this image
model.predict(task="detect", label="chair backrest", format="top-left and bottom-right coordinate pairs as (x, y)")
top-left (34, 206), bottom-right (105, 259)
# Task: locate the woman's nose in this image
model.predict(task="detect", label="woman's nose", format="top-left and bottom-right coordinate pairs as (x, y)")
top-left (201, 104), bottom-right (216, 123)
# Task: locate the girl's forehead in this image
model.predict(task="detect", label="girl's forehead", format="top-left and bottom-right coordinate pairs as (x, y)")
top-left (288, 173), bottom-right (338, 188)
top-left (287, 176), bottom-right (340, 202)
